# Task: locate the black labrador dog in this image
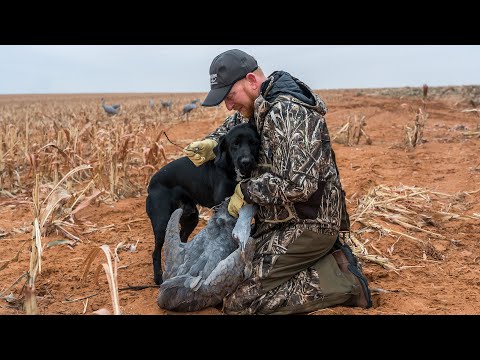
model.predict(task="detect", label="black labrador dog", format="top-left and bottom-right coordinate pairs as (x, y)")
top-left (146, 122), bottom-right (260, 284)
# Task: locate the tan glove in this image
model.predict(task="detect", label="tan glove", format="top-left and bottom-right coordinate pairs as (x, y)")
top-left (183, 139), bottom-right (218, 167)
top-left (228, 183), bottom-right (246, 218)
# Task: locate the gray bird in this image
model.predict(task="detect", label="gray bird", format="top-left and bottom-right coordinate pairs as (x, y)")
top-left (157, 201), bottom-right (256, 312)
top-left (101, 98), bottom-right (121, 115)
top-left (182, 102), bottom-right (197, 115)
top-left (161, 100), bottom-right (172, 111)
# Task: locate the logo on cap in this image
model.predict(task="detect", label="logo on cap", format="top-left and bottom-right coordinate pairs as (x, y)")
top-left (210, 73), bottom-right (217, 85)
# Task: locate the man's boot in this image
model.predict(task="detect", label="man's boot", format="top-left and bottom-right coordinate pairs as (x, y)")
top-left (331, 238), bottom-right (372, 309)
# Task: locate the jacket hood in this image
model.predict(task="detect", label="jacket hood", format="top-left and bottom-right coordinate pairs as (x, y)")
top-left (259, 71), bottom-right (327, 115)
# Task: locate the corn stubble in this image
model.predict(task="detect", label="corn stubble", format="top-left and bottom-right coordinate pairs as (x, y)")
top-left (0, 95), bottom-right (207, 314)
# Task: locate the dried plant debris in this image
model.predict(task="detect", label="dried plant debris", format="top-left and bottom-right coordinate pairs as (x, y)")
top-left (404, 108), bottom-right (428, 148)
top-left (81, 245), bottom-right (121, 315)
top-left (333, 114), bottom-right (372, 146)
top-left (347, 184), bottom-right (479, 269)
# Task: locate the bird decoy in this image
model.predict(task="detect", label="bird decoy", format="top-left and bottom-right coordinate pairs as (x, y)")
top-left (157, 201), bottom-right (256, 312)
top-left (101, 98), bottom-right (121, 115)
top-left (182, 102), bottom-right (197, 115)
top-left (161, 100), bottom-right (172, 111)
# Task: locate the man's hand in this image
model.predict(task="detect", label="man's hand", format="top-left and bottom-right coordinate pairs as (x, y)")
top-left (183, 139), bottom-right (218, 167)
top-left (228, 183), bottom-right (246, 218)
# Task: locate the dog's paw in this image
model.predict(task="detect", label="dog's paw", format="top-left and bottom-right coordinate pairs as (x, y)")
top-left (154, 272), bottom-right (163, 285)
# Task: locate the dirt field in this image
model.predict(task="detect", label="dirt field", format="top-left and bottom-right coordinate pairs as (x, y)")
top-left (1, 86), bottom-right (479, 315)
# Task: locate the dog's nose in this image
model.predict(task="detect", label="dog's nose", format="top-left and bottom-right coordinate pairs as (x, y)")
top-left (240, 158), bottom-right (252, 168)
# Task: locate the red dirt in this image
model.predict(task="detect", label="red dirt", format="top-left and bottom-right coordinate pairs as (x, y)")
top-left (1, 88), bottom-right (479, 315)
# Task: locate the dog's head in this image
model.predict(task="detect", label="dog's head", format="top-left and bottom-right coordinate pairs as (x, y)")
top-left (213, 122), bottom-right (260, 179)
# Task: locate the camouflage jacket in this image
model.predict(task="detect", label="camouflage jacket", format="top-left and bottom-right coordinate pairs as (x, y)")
top-left (204, 112), bottom-right (248, 141)
top-left (248, 71), bottom-right (343, 232)
top-left (206, 71), bottom-right (344, 232)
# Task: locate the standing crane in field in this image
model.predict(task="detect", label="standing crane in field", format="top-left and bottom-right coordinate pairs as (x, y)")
top-left (182, 102), bottom-right (197, 121)
top-left (101, 98), bottom-right (121, 115)
top-left (161, 100), bottom-right (172, 111)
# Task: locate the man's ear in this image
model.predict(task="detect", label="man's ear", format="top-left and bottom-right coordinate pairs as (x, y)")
top-left (245, 72), bottom-right (258, 90)
top-left (213, 135), bottom-right (228, 170)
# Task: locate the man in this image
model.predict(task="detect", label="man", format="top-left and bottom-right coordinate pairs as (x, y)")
top-left (183, 49), bottom-right (372, 314)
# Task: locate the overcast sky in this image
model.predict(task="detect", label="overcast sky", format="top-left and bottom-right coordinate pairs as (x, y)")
top-left (1, 45), bottom-right (479, 95)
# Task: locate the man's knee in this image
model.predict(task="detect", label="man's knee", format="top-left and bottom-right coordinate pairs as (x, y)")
top-left (260, 230), bottom-right (337, 293)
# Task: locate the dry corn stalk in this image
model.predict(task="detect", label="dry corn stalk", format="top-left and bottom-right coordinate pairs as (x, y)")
top-left (25, 174), bottom-right (41, 314)
top-left (81, 245), bottom-right (122, 315)
top-left (332, 114), bottom-right (372, 146)
top-left (23, 165), bottom-right (93, 314)
top-left (0, 95), bottom-right (230, 199)
top-left (404, 107), bottom-right (428, 148)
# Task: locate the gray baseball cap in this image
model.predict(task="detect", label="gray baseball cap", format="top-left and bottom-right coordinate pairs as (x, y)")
top-left (202, 49), bottom-right (258, 107)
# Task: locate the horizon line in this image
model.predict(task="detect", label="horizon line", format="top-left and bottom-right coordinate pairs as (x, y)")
top-left (1, 84), bottom-right (479, 97)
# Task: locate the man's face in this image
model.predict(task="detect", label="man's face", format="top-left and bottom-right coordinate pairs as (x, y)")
top-left (223, 78), bottom-right (257, 118)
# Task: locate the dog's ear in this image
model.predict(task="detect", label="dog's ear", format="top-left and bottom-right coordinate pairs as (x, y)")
top-left (247, 120), bottom-right (258, 134)
top-left (213, 135), bottom-right (225, 158)
top-left (213, 135), bottom-right (229, 170)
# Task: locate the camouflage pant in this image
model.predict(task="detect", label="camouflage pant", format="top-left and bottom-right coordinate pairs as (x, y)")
top-left (222, 223), bottom-right (359, 315)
